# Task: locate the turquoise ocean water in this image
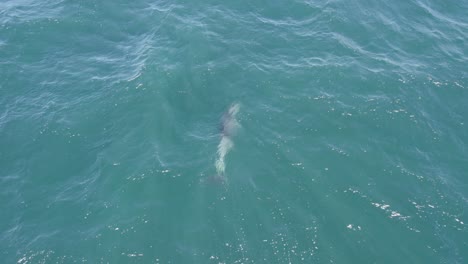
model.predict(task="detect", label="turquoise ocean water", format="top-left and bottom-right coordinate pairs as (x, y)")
top-left (1, 0), bottom-right (467, 263)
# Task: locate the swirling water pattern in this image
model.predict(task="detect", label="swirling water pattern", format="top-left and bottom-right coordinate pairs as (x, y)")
top-left (1, 0), bottom-right (467, 263)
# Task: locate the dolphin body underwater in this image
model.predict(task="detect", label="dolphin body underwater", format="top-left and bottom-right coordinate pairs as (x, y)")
top-left (207, 103), bottom-right (241, 185)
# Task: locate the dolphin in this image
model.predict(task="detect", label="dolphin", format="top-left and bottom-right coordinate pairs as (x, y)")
top-left (220, 103), bottom-right (240, 137)
top-left (202, 103), bottom-right (241, 185)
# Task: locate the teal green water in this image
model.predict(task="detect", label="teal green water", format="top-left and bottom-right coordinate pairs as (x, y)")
top-left (1, 0), bottom-right (467, 263)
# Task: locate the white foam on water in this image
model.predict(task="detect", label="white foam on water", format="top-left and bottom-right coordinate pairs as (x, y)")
top-left (216, 136), bottom-right (233, 174)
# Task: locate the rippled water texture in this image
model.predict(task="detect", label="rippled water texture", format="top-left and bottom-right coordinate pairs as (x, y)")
top-left (1, 0), bottom-right (467, 263)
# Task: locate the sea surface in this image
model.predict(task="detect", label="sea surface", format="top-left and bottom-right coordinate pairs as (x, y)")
top-left (1, 0), bottom-right (467, 263)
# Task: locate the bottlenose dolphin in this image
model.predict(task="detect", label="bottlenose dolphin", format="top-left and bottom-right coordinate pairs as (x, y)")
top-left (204, 103), bottom-right (241, 185)
top-left (220, 103), bottom-right (240, 137)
